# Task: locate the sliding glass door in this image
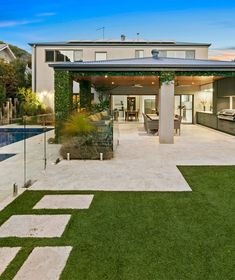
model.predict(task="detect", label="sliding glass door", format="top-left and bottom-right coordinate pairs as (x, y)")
top-left (175, 95), bottom-right (193, 124)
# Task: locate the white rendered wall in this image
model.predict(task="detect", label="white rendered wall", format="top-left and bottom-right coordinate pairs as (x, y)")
top-left (159, 82), bottom-right (175, 144)
top-left (33, 45), bottom-right (209, 94)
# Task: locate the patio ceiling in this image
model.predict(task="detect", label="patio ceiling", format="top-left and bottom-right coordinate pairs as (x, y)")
top-left (74, 75), bottom-right (222, 88)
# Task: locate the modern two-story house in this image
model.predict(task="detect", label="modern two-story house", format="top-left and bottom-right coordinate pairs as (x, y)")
top-left (29, 37), bottom-right (235, 144)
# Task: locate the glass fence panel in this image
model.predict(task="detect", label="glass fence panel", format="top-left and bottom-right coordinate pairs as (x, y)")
top-left (0, 117), bottom-right (24, 201)
top-left (0, 109), bottom-right (119, 203)
top-left (24, 114), bottom-right (59, 187)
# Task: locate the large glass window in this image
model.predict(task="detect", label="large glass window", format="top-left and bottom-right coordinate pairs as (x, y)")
top-left (95, 52), bottom-right (107, 61)
top-left (60, 50), bottom-right (74, 62)
top-left (74, 50), bottom-right (83, 61)
top-left (45, 50), bottom-right (54, 62)
top-left (185, 50), bottom-right (196, 59)
top-left (167, 51), bottom-right (186, 58)
top-left (135, 50), bottom-right (144, 58)
top-left (55, 50), bottom-right (65, 62)
top-left (45, 49), bottom-right (83, 62)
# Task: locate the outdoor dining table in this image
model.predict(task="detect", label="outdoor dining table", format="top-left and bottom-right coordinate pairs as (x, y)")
top-left (146, 114), bottom-right (179, 121)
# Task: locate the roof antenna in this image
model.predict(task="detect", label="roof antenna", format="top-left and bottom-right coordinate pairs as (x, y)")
top-left (96, 27), bottom-right (105, 40)
top-left (137, 32), bottom-right (140, 41)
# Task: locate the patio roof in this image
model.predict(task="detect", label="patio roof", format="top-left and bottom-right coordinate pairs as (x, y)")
top-left (49, 56), bottom-right (235, 72)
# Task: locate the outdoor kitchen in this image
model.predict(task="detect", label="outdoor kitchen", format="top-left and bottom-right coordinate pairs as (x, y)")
top-left (197, 77), bottom-right (235, 135)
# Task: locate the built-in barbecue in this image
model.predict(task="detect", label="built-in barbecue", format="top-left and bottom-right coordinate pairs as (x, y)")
top-left (217, 109), bottom-right (235, 121)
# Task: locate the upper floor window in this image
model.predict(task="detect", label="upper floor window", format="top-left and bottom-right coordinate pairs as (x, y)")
top-left (74, 50), bottom-right (83, 61)
top-left (45, 50), bottom-right (54, 62)
top-left (95, 52), bottom-right (107, 61)
top-left (135, 50), bottom-right (144, 58)
top-left (45, 49), bottom-right (82, 62)
top-left (185, 50), bottom-right (195, 59)
top-left (55, 50), bottom-right (65, 62)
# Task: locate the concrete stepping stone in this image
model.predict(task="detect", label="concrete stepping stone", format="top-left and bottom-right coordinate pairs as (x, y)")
top-left (0, 247), bottom-right (21, 276)
top-left (0, 215), bottom-right (71, 238)
top-left (13, 246), bottom-right (72, 280)
top-left (33, 194), bottom-right (94, 209)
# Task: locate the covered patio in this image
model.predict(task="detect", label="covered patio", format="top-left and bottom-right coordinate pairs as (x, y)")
top-left (50, 53), bottom-right (235, 144)
top-left (32, 123), bottom-right (235, 191)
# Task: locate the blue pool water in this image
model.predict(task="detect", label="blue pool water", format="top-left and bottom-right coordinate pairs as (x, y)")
top-left (0, 128), bottom-right (53, 148)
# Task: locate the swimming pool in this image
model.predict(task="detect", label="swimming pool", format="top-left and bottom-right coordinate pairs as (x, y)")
top-left (0, 128), bottom-right (53, 148)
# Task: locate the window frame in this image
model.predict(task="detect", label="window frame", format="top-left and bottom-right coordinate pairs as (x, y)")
top-left (95, 51), bottom-right (108, 61)
top-left (45, 50), bottom-right (55, 63)
top-left (45, 49), bottom-right (84, 63)
top-left (135, 49), bottom-right (144, 58)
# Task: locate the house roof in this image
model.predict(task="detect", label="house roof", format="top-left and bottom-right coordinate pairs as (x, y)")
top-left (49, 56), bottom-right (235, 72)
top-left (0, 44), bottom-right (16, 60)
top-left (0, 44), bottom-right (7, 51)
top-left (29, 39), bottom-right (211, 47)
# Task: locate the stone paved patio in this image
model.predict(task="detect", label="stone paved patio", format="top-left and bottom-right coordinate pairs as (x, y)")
top-left (33, 194), bottom-right (94, 209)
top-left (13, 246), bottom-right (72, 280)
top-left (0, 247), bottom-right (21, 276)
top-left (0, 215), bottom-right (71, 238)
top-left (31, 124), bottom-right (235, 192)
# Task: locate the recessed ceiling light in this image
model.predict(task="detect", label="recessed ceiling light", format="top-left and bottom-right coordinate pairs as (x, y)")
top-left (112, 82), bottom-right (115, 85)
top-left (105, 75), bottom-right (108, 78)
top-left (152, 82), bottom-right (155, 85)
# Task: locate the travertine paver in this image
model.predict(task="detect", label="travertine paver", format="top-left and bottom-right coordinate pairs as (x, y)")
top-left (32, 124), bottom-right (235, 192)
top-left (0, 247), bottom-right (21, 276)
top-left (33, 194), bottom-right (94, 209)
top-left (13, 246), bottom-right (72, 280)
top-left (0, 215), bottom-right (71, 238)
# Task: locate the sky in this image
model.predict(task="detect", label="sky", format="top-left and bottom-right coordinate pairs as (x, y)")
top-left (1, 0), bottom-right (235, 60)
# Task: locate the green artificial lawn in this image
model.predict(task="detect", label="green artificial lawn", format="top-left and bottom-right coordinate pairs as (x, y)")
top-left (0, 166), bottom-right (234, 280)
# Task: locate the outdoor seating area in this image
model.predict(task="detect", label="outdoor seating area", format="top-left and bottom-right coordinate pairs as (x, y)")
top-left (143, 113), bottom-right (182, 135)
top-left (125, 109), bottom-right (139, 121)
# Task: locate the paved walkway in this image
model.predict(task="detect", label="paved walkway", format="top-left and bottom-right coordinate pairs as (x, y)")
top-left (31, 123), bottom-right (235, 192)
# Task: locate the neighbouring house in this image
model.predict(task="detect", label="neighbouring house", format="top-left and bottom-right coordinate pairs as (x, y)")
top-left (29, 36), bottom-right (235, 144)
top-left (0, 44), bottom-right (16, 63)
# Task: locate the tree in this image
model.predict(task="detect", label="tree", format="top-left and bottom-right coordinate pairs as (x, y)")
top-left (11, 59), bottom-right (31, 88)
top-left (17, 87), bottom-right (45, 116)
top-left (0, 59), bottom-right (17, 98)
top-left (0, 81), bottom-right (6, 107)
top-left (0, 59), bottom-right (31, 99)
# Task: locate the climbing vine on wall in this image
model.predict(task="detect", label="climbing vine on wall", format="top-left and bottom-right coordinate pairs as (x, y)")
top-left (79, 80), bottom-right (92, 109)
top-left (54, 70), bottom-right (73, 140)
top-left (159, 71), bottom-right (175, 85)
top-left (71, 71), bottom-right (235, 78)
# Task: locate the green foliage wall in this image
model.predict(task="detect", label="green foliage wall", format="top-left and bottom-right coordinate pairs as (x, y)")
top-left (159, 71), bottom-right (175, 85)
top-left (54, 70), bottom-right (73, 140)
top-left (79, 80), bottom-right (92, 109)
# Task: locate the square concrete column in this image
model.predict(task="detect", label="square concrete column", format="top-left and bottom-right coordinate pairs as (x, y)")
top-left (159, 81), bottom-right (175, 144)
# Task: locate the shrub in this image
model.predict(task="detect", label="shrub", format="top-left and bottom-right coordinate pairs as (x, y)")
top-left (61, 112), bottom-right (96, 138)
top-left (17, 87), bottom-right (46, 116)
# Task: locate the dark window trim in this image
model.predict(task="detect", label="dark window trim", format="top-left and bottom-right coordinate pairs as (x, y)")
top-left (45, 49), bottom-right (84, 63)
